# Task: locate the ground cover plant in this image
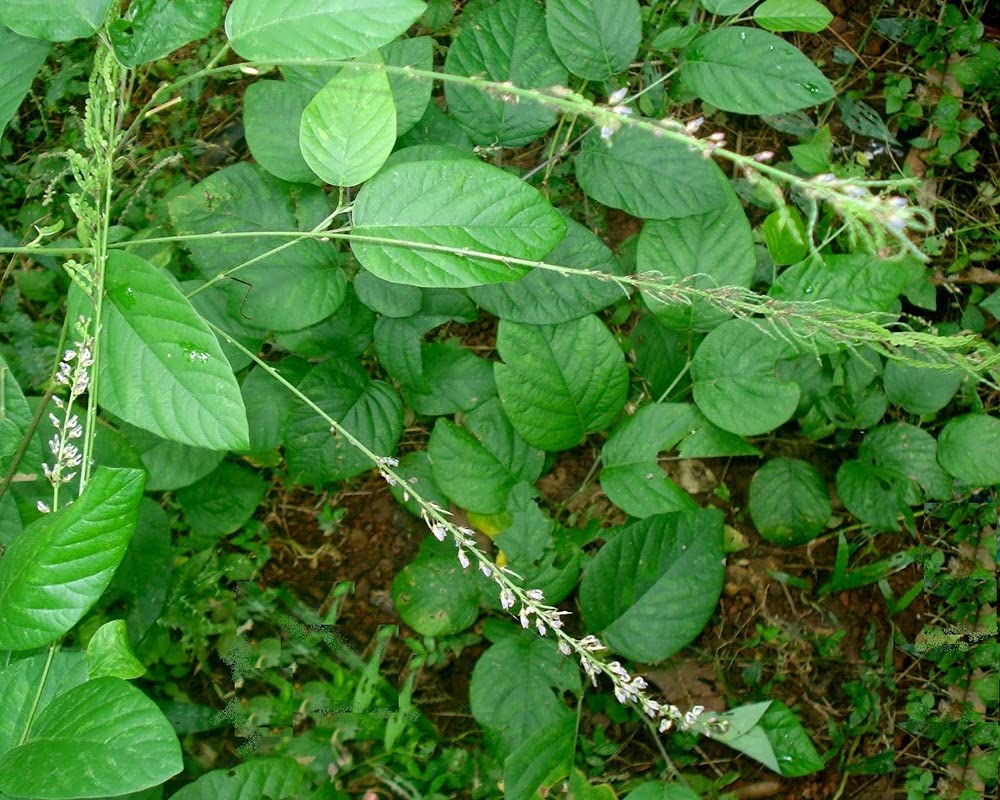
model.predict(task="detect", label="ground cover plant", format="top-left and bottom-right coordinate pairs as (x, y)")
top-left (0, 0), bottom-right (997, 798)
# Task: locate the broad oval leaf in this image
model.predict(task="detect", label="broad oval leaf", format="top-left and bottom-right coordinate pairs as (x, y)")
top-left (579, 508), bottom-right (725, 662)
top-left (0, 0), bottom-right (112, 42)
top-left (470, 622), bottom-right (580, 753)
top-left (770, 254), bottom-right (917, 313)
top-left (284, 357), bottom-right (404, 486)
top-left (300, 61), bottom-right (396, 187)
top-left (169, 757), bottom-right (308, 800)
top-left (468, 214), bottom-right (627, 324)
top-left (243, 80), bottom-right (317, 183)
top-left (444, 0), bottom-right (568, 146)
top-left (98, 251), bottom-right (249, 451)
top-left (884, 349), bottom-right (963, 415)
top-left (748, 458), bottom-right (830, 545)
top-left (545, 0), bottom-right (642, 80)
top-left (428, 397), bottom-right (545, 514)
top-left (391, 543), bottom-right (481, 637)
top-left (575, 126), bottom-right (726, 219)
top-left (600, 404), bottom-right (700, 518)
top-left (681, 27), bottom-right (834, 115)
top-left (937, 414), bottom-right (1000, 486)
top-left (352, 159), bottom-right (566, 288)
top-left (0, 677), bottom-right (182, 798)
top-left (858, 423), bottom-right (953, 502)
top-left (0, 467), bottom-right (145, 651)
top-left (168, 164), bottom-right (347, 332)
top-left (753, 0), bottom-right (834, 33)
top-left (0, 29), bottom-right (50, 140)
top-left (111, 0), bottom-right (223, 66)
top-left (494, 316), bottom-right (628, 451)
top-left (175, 461), bottom-right (268, 542)
top-left (225, 0), bottom-right (425, 62)
top-left (691, 319), bottom-right (801, 436)
top-left (637, 173), bottom-right (754, 330)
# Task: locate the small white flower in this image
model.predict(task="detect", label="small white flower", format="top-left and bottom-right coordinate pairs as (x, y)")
top-left (431, 524), bottom-right (447, 542)
top-left (37, 500), bottom-right (51, 514)
top-left (500, 589), bottom-right (515, 610)
top-left (658, 717), bottom-right (673, 733)
top-left (457, 549), bottom-right (470, 569)
top-left (558, 640), bottom-right (572, 656)
top-left (526, 588), bottom-right (545, 602)
top-left (608, 87), bottom-right (628, 105)
top-left (685, 116), bottom-right (704, 133)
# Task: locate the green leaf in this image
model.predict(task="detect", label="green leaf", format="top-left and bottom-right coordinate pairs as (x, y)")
top-left (545, 0), bottom-right (642, 80)
top-left (495, 316), bottom-right (628, 451)
top-left (637, 174), bottom-right (754, 330)
top-left (388, 451), bottom-right (451, 518)
top-left (112, 499), bottom-right (172, 640)
top-left (402, 340), bottom-right (498, 416)
top-left (243, 80), bottom-right (317, 183)
top-left (753, 0), bottom-right (833, 33)
top-left (468, 214), bottom-right (626, 324)
top-left (691, 319), bottom-right (801, 436)
top-left (575, 126), bottom-right (726, 219)
top-left (580, 508), bottom-right (726, 662)
top-left (937, 414), bottom-right (1000, 486)
top-left (714, 701), bottom-right (823, 776)
top-left (352, 159), bottom-right (566, 287)
top-left (111, 0), bottom-right (222, 66)
top-left (0, 0), bottom-right (112, 42)
top-left (444, 0), bottom-right (568, 146)
top-left (771, 254), bottom-right (916, 314)
top-left (382, 37), bottom-right (434, 136)
top-left (0, 467), bottom-right (145, 651)
top-left (300, 59), bottom-right (396, 187)
top-left (0, 29), bottom-right (49, 139)
top-left (124, 424), bottom-right (225, 491)
top-left (284, 357), bottom-right (403, 486)
top-left (429, 398), bottom-right (545, 514)
top-left (355, 270), bottom-right (423, 317)
top-left (273, 285), bottom-right (374, 359)
top-left (749, 458), bottom-right (830, 545)
top-left (169, 758), bottom-right (308, 800)
top-left (762, 205), bottom-right (809, 265)
top-left (835, 460), bottom-right (907, 532)
top-left (600, 405), bottom-right (700, 519)
top-left (494, 483), bottom-right (555, 565)
top-left (0, 651), bottom-right (87, 757)
top-left (884, 350), bottom-right (963, 416)
top-left (858, 423), bottom-right (953, 504)
top-left (0, 353), bottom-right (44, 478)
top-left (624, 784), bottom-right (700, 800)
top-left (98, 251), bottom-right (249, 451)
top-left (225, 0), bottom-right (425, 61)
top-left (175, 461), bottom-right (268, 542)
top-left (470, 622), bottom-right (580, 753)
top-left (0, 677), bottom-right (182, 798)
top-left (503, 715), bottom-right (576, 800)
top-left (168, 164), bottom-right (347, 332)
top-left (682, 27), bottom-right (834, 115)
top-left (837, 96), bottom-right (898, 144)
top-left (392, 541), bottom-right (481, 637)
top-left (86, 619), bottom-right (146, 680)
top-left (700, 0), bottom-right (757, 13)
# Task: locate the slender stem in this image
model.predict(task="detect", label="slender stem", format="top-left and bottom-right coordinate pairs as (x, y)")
top-left (18, 642), bottom-right (57, 745)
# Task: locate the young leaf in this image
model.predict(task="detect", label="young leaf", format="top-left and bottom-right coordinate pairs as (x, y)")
top-left (98, 251), bottom-right (250, 451)
top-left (600, 404), bottom-right (700, 518)
top-left (495, 316), bottom-right (628, 451)
top-left (0, 677), bottom-right (182, 798)
top-left (637, 173), bottom-right (755, 330)
top-left (714, 700), bottom-right (823, 776)
top-left (86, 619), bottom-right (146, 680)
top-left (284, 357), bottom-right (403, 486)
top-left (468, 214), bottom-right (627, 324)
top-left (225, 0), bottom-right (425, 62)
top-left (470, 622), bottom-right (580, 753)
top-left (749, 458), bottom-right (831, 545)
top-left (429, 397), bottom-right (545, 514)
top-left (444, 0), bottom-right (568, 146)
top-left (753, 0), bottom-right (834, 33)
top-left (937, 414), bottom-right (1000, 486)
top-left (545, 0), bottom-right (642, 80)
top-left (0, 467), bottom-right (145, 651)
top-left (681, 27), bottom-right (834, 115)
top-left (169, 757), bottom-right (308, 800)
top-left (691, 319), bottom-right (801, 436)
top-left (243, 80), bottom-right (317, 183)
top-left (169, 165), bottom-right (347, 331)
top-left (0, 651), bottom-right (87, 756)
top-left (0, 28), bottom-right (49, 140)
top-left (111, 0), bottom-right (223, 66)
top-left (300, 59), bottom-right (396, 187)
top-left (352, 159), bottom-right (566, 287)
top-left (580, 508), bottom-right (726, 662)
top-left (575, 126), bottom-right (726, 219)
top-left (0, 0), bottom-right (112, 42)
